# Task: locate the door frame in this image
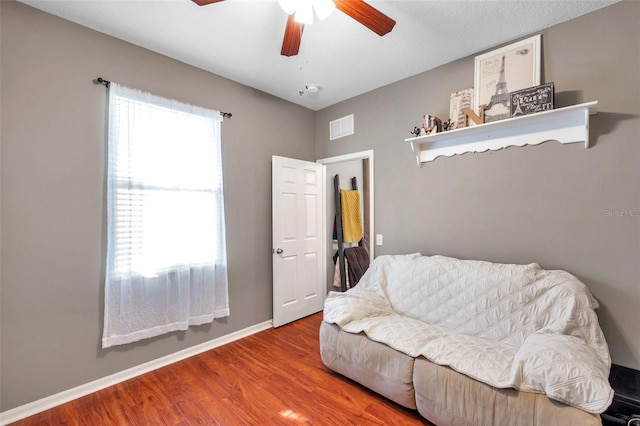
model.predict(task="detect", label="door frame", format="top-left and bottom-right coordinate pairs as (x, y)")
top-left (316, 149), bottom-right (374, 263)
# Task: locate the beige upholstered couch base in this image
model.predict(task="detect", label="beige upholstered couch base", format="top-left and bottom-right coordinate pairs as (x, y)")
top-left (319, 320), bottom-right (416, 409)
top-left (319, 321), bottom-right (601, 426)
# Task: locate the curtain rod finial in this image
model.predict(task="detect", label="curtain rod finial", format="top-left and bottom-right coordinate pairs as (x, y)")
top-left (94, 77), bottom-right (110, 88)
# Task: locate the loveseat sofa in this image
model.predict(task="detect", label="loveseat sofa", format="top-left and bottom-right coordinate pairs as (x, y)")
top-left (320, 254), bottom-right (613, 425)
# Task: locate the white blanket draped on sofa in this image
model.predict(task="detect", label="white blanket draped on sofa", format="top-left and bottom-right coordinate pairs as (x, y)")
top-left (323, 254), bottom-right (614, 414)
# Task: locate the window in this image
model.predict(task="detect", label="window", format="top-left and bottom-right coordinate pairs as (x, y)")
top-left (102, 83), bottom-right (229, 348)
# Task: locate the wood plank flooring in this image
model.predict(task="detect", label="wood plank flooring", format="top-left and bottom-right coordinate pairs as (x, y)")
top-left (10, 313), bottom-right (432, 425)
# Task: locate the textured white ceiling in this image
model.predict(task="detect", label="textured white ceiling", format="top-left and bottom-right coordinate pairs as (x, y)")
top-left (19, 0), bottom-right (618, 111)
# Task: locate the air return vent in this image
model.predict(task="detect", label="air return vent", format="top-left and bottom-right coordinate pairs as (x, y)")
top-left (329, 114), bottom-right (354, 140)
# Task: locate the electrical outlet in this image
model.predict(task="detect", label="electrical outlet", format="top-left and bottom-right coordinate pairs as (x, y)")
top-left (376, 234), bottom-right (383, 246)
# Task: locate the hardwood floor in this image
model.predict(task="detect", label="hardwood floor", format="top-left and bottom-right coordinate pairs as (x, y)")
top-left (10, 313), bottom-right (432, 425)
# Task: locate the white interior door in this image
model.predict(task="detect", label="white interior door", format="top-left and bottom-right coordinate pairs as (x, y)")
top-left (272, 156), bottom-right (326, 327)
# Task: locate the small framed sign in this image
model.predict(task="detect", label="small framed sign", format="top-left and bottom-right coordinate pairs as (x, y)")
top-left (510, 82), bottom-right (555, 117)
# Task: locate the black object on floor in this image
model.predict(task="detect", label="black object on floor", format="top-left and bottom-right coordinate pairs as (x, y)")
top-left (602, 364), bottom-right (640, 426)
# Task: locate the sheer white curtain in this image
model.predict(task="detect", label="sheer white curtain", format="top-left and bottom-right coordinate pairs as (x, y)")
top-left (103, 83), bottom-right (229, 348)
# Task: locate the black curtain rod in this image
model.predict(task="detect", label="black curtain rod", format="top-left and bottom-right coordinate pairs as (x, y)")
top-left (94, 77), bottom-right (232, 119)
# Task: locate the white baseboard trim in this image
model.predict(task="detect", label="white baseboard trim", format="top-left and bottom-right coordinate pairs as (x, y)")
top-left (0, 319), bottom-right (273, 425)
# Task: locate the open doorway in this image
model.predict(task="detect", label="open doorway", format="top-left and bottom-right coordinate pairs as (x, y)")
top-left (317, 150), bottom-right (374, 294)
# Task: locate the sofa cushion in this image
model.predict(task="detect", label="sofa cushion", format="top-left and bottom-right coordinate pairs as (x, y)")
top-left (413, 357), bottom-right (602, 426)
top-left (319, 321), bottom-right (416, 409)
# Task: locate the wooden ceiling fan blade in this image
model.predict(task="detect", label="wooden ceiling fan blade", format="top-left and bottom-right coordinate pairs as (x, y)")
top-left (191, 0), bottom-right (225, 6)
top-left (281, 15), bottom-right (304, 57)
top-left (334, 0), bottom-right (396, 36)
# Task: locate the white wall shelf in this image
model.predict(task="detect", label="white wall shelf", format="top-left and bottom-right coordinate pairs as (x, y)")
top-left (405, 101), bottom-right (598, 166)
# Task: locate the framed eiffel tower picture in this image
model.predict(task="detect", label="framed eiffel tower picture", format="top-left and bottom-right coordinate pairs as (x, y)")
top-left (474, 35), bottom-right (541, 123)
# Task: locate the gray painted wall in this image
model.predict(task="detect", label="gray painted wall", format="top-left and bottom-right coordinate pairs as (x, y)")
top-left (0, 1), bottom-right (315, 411)
top-left (315, 1), bottom-right (640, 370)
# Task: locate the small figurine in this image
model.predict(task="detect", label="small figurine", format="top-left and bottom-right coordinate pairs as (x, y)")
top-left (423, 115), bottom-right (442, 135)
top-left (411, 115), bottom-right (447, 137)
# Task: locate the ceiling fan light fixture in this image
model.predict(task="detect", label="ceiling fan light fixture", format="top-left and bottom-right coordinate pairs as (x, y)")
top-left (294, 1), bottom-right (314, 25)
top-left (280, 0), bottom-right (335, 24)
top-left (277, 0), bottom-right (297, 15)
top-left (312, 0), bottom-right (336, 21)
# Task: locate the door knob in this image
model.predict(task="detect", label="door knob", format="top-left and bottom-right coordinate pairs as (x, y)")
top-left (275, 248), bottom-right (284, 254)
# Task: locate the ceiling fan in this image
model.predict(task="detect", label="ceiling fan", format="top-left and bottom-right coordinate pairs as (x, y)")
top-left (191, 0), bottom-right (396, 57)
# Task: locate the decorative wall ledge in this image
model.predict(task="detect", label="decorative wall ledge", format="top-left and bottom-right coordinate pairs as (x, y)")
top-left (405, 101), bottom-right (598, 166)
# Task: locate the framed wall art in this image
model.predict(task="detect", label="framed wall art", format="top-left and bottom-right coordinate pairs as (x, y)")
top-left (474, 34), bottom-right (541, 123)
